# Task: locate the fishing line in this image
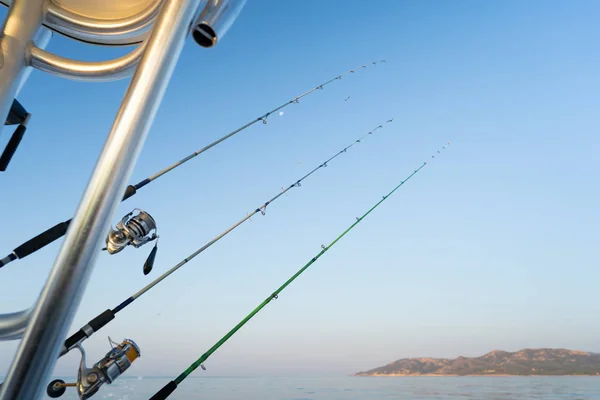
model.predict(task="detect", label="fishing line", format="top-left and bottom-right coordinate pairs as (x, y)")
top-left (56, 120), bottom-right (394, 358)
top-left (148, 142), bottom-right (451, 400)
top-left (0, 60), bottom-right (386, 269)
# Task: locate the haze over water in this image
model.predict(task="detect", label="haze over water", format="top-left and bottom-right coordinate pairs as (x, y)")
top-left (53, 376), bottom-right (600, 400)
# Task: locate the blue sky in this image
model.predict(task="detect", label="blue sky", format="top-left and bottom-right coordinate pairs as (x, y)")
top-left (0, 0), bottom-right (599, 379)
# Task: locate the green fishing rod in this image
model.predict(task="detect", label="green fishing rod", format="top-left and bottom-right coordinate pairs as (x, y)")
top-left (149, 142), bottom-right (451, 400)
top-left (0, 60), bottom-right (385, 270)
top-left (54, 120), bottom-right (393, 361)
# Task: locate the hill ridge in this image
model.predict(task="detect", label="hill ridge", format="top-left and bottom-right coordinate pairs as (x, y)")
top-left (354, 348), bottom-right (600, 376)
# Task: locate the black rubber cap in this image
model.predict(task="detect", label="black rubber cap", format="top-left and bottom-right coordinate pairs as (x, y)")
top-left (4, 99), bottom-right (27, 125)
top-left (46, 379), bottom-right (66, 398)
top-left (122, 185), bottom-right (137, 201)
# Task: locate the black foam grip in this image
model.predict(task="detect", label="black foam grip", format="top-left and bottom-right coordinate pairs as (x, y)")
top-left (149, 381), bottom-right (177, 400)
top-left (122, 185), bottom-right (137, 201)
top-left (63, 309), bottom-right (114, 350)
top-left (0, 125), bottom-right (27, 171)
top-left (13, 220), bottom-right (71, 259)
top-left (63, 330), bottom-right (85, 351)
top-left (12, 183), bottom-right (136, 258)
top-left (89, 309), bottom-right (115, 331)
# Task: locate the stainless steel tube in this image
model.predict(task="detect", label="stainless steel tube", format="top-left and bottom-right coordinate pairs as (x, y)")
top-left (15, 26), bottom-right (52, 95)
top-left (0, 0), bottom-right (202, 398)
top-left (0, 0), bottom-right (44, 137)
top-left (44, 0), bottom-right (161, 45)
top-left (29, 40), bottom-right (147, 82)
top-left (0, 309), bottom-right (30, 341)
top-left (0, 0), bottom-right (160, 46)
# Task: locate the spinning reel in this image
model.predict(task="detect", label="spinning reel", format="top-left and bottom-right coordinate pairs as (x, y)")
top-left (46, 337), bottom-right (141, 399)
top-left (104, 208), bottom-right (159, 275)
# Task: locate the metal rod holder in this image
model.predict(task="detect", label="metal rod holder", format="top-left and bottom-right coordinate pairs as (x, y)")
top-left (0, 0), bottom-right (202, 398)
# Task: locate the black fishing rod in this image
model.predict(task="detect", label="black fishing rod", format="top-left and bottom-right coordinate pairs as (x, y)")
top-left (54, 120), bottom-right (393, 362)
top-left (0, 98), bottom-right (30, 172)
top-left (148, 142), bottom-right (451, 400)
top-left (0, 60), bottom-right (385, 270)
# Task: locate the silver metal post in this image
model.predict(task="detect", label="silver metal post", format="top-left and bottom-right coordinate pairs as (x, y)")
top-left (0, 310), bottom-right (30, 341)
top-left (0, 0), bottom-right (45, 137)
top-left (0, 0), bottom-right (201, 398)
top-left (15, 26), bottom-right (52, 95)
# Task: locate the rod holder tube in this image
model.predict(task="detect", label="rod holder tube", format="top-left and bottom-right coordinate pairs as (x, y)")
top-left (15, 26), bottom-right (52, 96)
top-left (43, 0), bottom-right (160, 45)
top-left (0, 0), bottom-right (45, 138)
top-left (0, 309), bottom-right (31, 341)
top-left (0, 0), bottom-right (161, 46)
top-left (28, 41), bottom-right (147, 82)
top-left (192, 0), bottom-right (247, 48)
top-left (0, 0), bottom-right (202, 398)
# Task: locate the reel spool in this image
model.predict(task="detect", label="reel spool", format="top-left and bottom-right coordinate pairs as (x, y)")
top-left (106, 209), bottom-right (157, 254)
top-left (104, 208), bottom-right (159, 275)
top-left (46, 337), bottom-right (141, 399)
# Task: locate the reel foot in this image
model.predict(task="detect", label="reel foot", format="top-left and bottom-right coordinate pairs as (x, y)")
top-left (46, 379), bottom-right (66, 398)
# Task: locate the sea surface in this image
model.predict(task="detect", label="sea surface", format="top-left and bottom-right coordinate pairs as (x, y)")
top-left (49, 376), bottom-right (600, 400)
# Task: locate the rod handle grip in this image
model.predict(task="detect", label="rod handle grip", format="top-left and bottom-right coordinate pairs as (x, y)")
top-left (149, 381), bottom-right (177, 400)
top-left (63, 309), bottom-right (115, 352)
top-left (11, 184), bottom-right (135, 260)
top-left (13, 220), bottom-right (71, 259)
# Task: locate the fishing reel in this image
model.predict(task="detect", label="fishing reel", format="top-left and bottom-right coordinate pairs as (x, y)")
top-left (46, 337), bottom-right (141, 399)
top-left (104, 208), bottom-right (158, 275)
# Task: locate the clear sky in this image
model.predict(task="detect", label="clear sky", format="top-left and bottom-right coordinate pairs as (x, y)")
top-left (0, 0), bottom-right (599, 379)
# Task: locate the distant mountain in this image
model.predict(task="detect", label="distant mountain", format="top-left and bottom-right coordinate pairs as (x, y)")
top-left (354, 348), bottom-right (600, 376)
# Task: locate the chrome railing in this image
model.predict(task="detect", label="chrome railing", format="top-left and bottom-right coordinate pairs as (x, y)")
top-left (0, 0), bottom-right (246, 398)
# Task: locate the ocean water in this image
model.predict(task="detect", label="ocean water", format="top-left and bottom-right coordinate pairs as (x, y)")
top-left (49, 376), bottom-right (600, 400)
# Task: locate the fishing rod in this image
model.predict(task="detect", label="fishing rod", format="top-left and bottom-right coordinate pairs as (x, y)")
top-left (0, 98), bottom-right (31, 172)
top-left (147, 142), bottom-right (451, 400)
top-left (0, 60), bottom-right (386, 271)
top-left (42, 120), bottom-right (394, 399)
top-left (57, 120), bottom-right (391, 355)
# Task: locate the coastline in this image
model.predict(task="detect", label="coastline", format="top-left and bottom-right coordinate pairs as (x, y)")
top-left (353, 373), bottom-right (600, 377)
